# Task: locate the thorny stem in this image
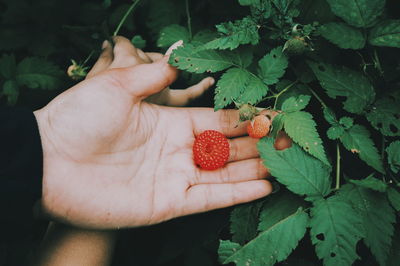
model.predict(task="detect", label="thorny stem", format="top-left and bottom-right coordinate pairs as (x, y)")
top-left (272, 81), bottom-right (298, 109)
top-left (335, 144), bottom-right (341, 190)
top-left (185, 0), bottom-right (192, 40)
top-left (113, 0), bottom-right (141, 36)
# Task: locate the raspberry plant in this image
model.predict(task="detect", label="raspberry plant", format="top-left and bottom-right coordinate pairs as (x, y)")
top-left (1, 0), bottom-right (399, 265)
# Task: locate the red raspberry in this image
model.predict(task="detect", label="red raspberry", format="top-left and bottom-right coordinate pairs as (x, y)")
top-left (193, 130), bottom-right (230, 170)
top-left (247, 115), bottom-right (271, 139)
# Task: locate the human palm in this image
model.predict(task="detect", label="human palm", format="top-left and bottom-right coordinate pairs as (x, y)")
top-left (34, 37), bottom-right (272, 229)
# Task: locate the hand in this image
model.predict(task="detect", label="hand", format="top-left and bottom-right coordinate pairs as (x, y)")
top-left (34, 36), bottom-right (272, 229)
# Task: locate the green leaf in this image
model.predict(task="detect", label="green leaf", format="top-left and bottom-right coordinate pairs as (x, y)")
top-left (16, 57), bottom-right (62, 90)
top-left (349, 175), bottom-right (387, 192)
top-left (157, 24), bottom-right (190, 48)
top-left (236, 74), bottom-right (269, 105)
top-left (230, 47), bottom-right (253, 68)
top-left (2, 80), bottom-right (19, 105)
top-left (281, 95), bottom-right (311, 113)
top-left (230, 200), bottom-right (264, 245)
top-left (339, 184), bottom-right (396, 266)
top-left (203, 17), bottom-right (259, 50)
top-left (258, 191), bottom-right (307, 231)
top-left (191, 30), bottom-right (219, 45)
top-left (308, 61), bottom-right (375, 114)
top-left (310, 195), bottom-right (364, 266)
top-left (214, 68), bottom-right (249, 110)
top-left (169, 45), bottom-right (233, 73)
top-left (323, 107), bottom-right (337, 125)
top-left (327, 125), bottom-right (345, 140)
top-left (258, 138), bottom-right (331, 201)
top-left (259, 46), bottom-right (289, 85)
top-left (284, 111), bottom-right (330, 165)
top-left (338, 117), bottom-right (354, 129)
top-left (0, 54), bottom-right (17, 79)
top-left (386, 224), bottom-right (400, 266)
top-left (131, 35), bottom-right (146, 49)
top-left (369, 20), bottom-right (400, 48)
top-left (387, 187), bottom-right (400, 211)
top-left (340, 124), bottom-right (384, 173)
top-left (272, 0), bottom-right (301, 15)
top-left (366, 97), bottom-right (400, 137)
top-left (319, 22), bottom-right (366, 49)
top-left (270, 113), bottom-right (285, 138)
top-left (326, 0), bottom-right (385, 28)
top-left (386, 141), bottom-right (400, 173)
top-left (219, 208), bottom-right (309, 266)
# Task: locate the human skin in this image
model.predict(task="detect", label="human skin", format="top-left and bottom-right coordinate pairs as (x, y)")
top-left (33, 37), bottom-right (273, 230)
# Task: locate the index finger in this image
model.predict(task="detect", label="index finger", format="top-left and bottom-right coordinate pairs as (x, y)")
top-left (188, 108), bottom-right (249, 137)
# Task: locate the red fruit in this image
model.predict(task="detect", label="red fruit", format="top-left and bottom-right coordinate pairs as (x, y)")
top-left (247, 115), bottom-right (271, 139)
top-left (274, 131), bottom-right (292, 150)
top-left (193, 130), bottom-right (230, 170)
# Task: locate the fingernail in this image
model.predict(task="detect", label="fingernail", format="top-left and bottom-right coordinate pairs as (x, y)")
top-left (209, 77), bottom-right (215, 86)
top-left (165, 40), bottom-right (184, 56)
top-left (102, 40), bottom-right (108, 49)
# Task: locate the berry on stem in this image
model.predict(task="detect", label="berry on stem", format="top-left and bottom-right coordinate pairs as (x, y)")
top-left (247, 115), bottom-right (271, 139)
top-left (193, 130), bottom-right (230, 170)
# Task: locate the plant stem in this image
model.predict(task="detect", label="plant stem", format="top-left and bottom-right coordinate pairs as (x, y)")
top-left (113, 0), bottom-right (141, 36)
top-left (308, 88), bottom-right (327, 109)
top-left (335, 143), bottom-right (341, 190)
top-left (185, 0), bottom-right (192, 40)
top-left (273, 80), bottom-right (298, 109)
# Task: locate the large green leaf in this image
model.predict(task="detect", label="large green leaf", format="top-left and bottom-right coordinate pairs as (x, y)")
top-left (230, 200), bottom-right (264, 245)
top-left (326, 0), bottom-right (385, 28)
top-left (284, 111), bottom-right (330, 165)
top-left (16, 57), bottom-right (62, 90)
top-left (157, 24), bottom-right (190, 48)
top-left (319, 22), bottom-right (366, 49)
top-left (236, 73), bottom-right (269, 105)
top-left (258, 138), bottom-right (331, 201)
top-left (214, 68), bottom-right (249, 110)
top-left (310, 195), bottom-right (364, 266)
top-left (366, 97), bottom-right (400, 137)
top-left (258, 191), bottom-right (307, 231)
top-left (203, 17), bottom-right (259, 50)
top-left (308, 61), bottom-right (375, 114)
top-left (281, 95), bottom-right (311, 113)
top-left (169, 45), bottom-right (233, 73)
top-left (349, 175), bottom-right (387, 192)
top-left (340, 124), bottom-right (384, 173)
top-left (258, 46), bottom-right (289, 85)
top-left (339, 184), bottom-right (396, 266)
top-left (219, 208), bottom-right (308, 266)
top-left (387, 187), bottom-right (400, 211)
top-left (369, 20), bottom-right (400, 48)
top-left (386, 141), bottom-right (400, 173)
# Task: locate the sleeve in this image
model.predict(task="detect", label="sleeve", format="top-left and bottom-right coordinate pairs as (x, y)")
top-left (0, 107), bottom-right (44, 240)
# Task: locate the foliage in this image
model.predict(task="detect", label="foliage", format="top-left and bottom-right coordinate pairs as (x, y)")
top-left (1, 0), bottom-right (399, 265)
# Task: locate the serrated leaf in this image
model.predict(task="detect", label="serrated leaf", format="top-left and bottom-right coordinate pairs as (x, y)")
top-left (258, 191), bottom-right (306, 231)
top-left (157, 24), bottom-right (190, 48)
top-left (387, 187), bottom-right (400, 211)
top-left (366, 97), bottom-right (400, 137)
top-left (349, 175), bottom-right (387, 192)
top-left (259, 46), bottom-right (289, 85)
top-left (203, 17), bottom-right (259, 50)
top-left (258, 138), bottom-right (331, 201)
top-left (327, 125), bottom-right (345, 140)
top-left (338, 117), bottom-right (354, 129)
top-left (326, 0), bottom-right (385, 28)
top-left (281, 95), bottom-right (311, 113)
top-left (169, 45), bottom-right (233, 73)
top-left (236, 74), bottom-right (269, 105)
top-left (386, 141), bottom-right (400, 173)
top-left (2, 80), bottom-right (19, 105)
top-left (310, 195), bottom-right (364, 266)
top-left (284, 111), bottom-right (330, 165)
top-left (319, 22), bottom-right (366, 49)
top-left (230, 200), bottom-right (264, 245)
top-left (308, 61), bottom-right (375, 114)
top-left (0, 54), bottom-right (17, 79)
top-left (270, 113), bottom-right (285, 138)
top-left (340, 124), bottom-right (384, 173)
top-left (323, 107), bottom-right (337, 125)
top-left (219, 209), bottom-right (308, 266)
top-left (16, 57), bottom-right (62, 90)
top-left (192, 30), bottom-right (219, 44)
top-left (339, 184), bottom-right (396, 266)
top-left (214, 68), bottom-right (249, 110)
top-left (230, 47), bottom-right (253, 68)
top-left (369, 20), bottom-right (400, 48)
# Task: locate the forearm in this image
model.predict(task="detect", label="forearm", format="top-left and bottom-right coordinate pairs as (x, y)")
top-left (33, 222), bottom-right (117, 266)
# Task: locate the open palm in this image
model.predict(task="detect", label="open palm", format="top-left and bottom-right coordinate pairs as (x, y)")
top-left (34, 37), bottom-right (272, 229)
